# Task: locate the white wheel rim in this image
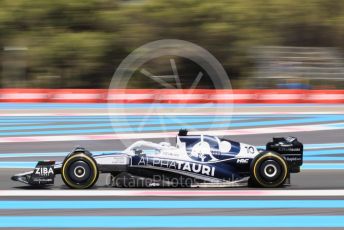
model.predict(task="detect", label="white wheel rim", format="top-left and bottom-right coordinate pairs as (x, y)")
top-left (264, 164), bottom-right (278, 178)
top-left (74, 166), bottom-right (86, 178)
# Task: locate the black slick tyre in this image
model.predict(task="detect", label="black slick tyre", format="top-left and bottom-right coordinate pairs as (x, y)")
top-left (61, 153), bottom-right (99, 189)
top-left (250, 151), bottom-right (288, 188)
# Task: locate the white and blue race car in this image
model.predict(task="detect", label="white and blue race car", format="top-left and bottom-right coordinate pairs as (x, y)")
top-left (12, 130), bottom-right (303, 188)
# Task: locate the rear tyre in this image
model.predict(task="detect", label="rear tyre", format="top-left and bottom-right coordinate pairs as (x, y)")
top-left (61, 153), bottom-right (99, 189)
top-left (250, 152), bottom-right (288, 188)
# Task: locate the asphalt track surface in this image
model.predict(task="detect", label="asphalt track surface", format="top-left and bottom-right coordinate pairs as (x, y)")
top-left (0, 103), bottom-right (343, 229)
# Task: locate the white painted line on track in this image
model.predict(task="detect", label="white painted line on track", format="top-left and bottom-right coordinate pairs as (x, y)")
top-left (0, 111), bottom-right (343, 116)
top-left (0, 123), bottom-right (341, 143)
top-left (2, 190), bottom-right (344, 197)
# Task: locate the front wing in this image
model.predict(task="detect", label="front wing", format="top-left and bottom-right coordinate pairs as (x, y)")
top-left (12, 161), bottom-right (60, 186)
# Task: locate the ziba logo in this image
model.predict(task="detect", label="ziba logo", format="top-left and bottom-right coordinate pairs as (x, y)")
top-left (35, 167), bottom-right (54, 176)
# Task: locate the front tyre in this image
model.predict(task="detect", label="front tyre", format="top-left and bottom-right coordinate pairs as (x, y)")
top-left (61, 153), bottom-right (99, 189)
top-left (250, 152), bottom-right (288, 188)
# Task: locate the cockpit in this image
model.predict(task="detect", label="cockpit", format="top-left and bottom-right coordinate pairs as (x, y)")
top-left (177, 130), bottom-right (240, 162)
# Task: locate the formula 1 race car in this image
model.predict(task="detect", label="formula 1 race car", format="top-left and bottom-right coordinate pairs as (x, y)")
top-left (12, 130), bottom-right (303, 188)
